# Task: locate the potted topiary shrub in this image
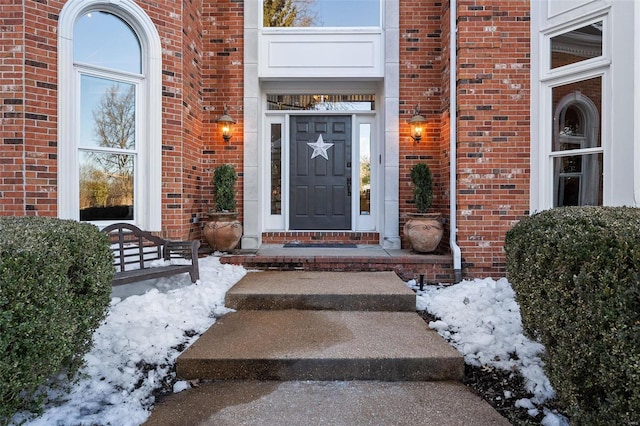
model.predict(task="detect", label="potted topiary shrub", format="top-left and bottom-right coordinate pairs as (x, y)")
top-left (203, 164), bottom-right (242, 252)
top-left (404, 163), bottom-right (444, 253)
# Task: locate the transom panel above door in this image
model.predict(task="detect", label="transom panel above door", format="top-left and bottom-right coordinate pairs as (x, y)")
top-left (290, 116), bottom-right (352, 230)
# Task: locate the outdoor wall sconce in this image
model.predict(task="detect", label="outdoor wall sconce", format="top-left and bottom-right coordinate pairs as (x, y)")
top-left (217, 104), bottom-right (235, 142)
top-left (409, 105), bottom-right (427, 143)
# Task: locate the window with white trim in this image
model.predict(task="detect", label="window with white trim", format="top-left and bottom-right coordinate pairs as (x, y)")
top-left (76, 12), bottom-right (141, 221)
top-left (58, 0), bottom-right (162, 230)
top-left (533, 12), bottom-right (608, 210)
top-left (546, 17), bottom-right (605, 208)
top-left (552, 79), bottom-right (603, 206)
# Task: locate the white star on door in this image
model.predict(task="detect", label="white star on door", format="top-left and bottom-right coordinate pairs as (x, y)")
top-left (307, 134), bottom-right (334, 160)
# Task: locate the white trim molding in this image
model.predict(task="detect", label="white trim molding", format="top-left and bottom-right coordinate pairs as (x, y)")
top-left (245, 0), bottom-right (400, 248)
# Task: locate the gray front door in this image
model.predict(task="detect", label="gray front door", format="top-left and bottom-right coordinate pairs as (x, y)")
top-left (290, 116), bottom-right (352, 230)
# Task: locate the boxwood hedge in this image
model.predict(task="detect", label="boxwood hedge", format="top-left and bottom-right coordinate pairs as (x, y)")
top-left (0, 217), bottom-right (113, 422)
top-left (504, 206), bottom-right (640, 425)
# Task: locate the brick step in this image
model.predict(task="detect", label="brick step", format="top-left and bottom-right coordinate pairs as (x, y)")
top-left (176, 310), bottom-right (464, 382)
top-left (225, 271), bottom-right (416, 311)
top-left (217, 246), bottom-right (454, 282)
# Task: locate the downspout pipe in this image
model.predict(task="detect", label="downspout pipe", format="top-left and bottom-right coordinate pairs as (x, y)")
top-left (450, 0), bottom-right (463, 283)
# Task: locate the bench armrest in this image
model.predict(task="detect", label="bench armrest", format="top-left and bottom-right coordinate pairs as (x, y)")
top-left (164, 240), bottom-right (200, 282)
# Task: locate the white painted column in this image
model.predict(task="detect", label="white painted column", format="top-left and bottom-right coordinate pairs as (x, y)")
top-left (242, 0), bottom-right (261, 249)
top-left (382, 0), bottom-right (401, 249)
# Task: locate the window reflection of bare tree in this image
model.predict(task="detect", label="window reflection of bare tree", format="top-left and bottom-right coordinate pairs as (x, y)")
top-left (79, 85), bottom-right (135, 212)
top-left (79, 166), bottom-right (109, 208)
top-left (263, 0), bottom-right (318, 27)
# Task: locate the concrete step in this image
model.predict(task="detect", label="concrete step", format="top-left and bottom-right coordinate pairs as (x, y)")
top-left (177, 310), bottom-right (464, 381)
top-left (225, 271), bottom-right (416, 311)
top-left (145, 381), bottom-right (510, 426)
top-left (149, 271), bottom-right (507, 425)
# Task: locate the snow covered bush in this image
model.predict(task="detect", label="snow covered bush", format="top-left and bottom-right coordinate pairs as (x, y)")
top-left (505, 206), bottom-right (640, 425)
top-left (0, 217), bottom-right (113, 422)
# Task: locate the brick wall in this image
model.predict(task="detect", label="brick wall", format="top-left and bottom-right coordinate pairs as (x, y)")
top-left (0, 1), bottom-right (26, 216)
top-left (439, 1), bottom-right (453, 254)
top-left (399, 0), bottom-right (445, 250)
top-left (0, 1), bottom-right (60, 218)
top-left (0, 1), bottom-right (219, 241)
top-left (201, 0), bottom-right (244, 228)
top-left (2, 0), bottom-right (532, 278)
top-left (181, 0), bottom-right (205, 240)
top-left (454, 0), bottom-right (531, 276)
top-left (23, 2), bottom-right (59, 217)
top-left (143, 1), bottom-right (189, 240)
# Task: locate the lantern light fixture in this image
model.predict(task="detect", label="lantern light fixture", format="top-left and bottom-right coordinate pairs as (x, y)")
top-left (409, 104), bottom-right (427, 143)
top-left (217, 104), bottom-right (235, 142)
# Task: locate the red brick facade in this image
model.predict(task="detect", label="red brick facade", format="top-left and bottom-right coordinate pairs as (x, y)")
top-left (454, 1), bottom-right (531, 275)
top-left (201, 0), bottom-right (245, 234)
top-left (398, 0), bottom-right (448, 242)
top-left (1, 1), bottom-right (60, 217)
top-left (0, 0), bottom-right (531, 279)
top-left (397, 1), bottom-right (531, 276)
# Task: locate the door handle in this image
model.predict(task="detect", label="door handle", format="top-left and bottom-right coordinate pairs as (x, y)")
top-left (347, 178), bottom-right (352, 196)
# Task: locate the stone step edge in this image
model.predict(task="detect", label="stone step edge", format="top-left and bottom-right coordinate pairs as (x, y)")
top-left (177, 357), bottom-right (464, 382)
top-left (224, 293), bottom-right (417, 311)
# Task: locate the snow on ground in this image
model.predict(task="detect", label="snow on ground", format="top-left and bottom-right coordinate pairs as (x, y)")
top-left (12, 256), bottom-right (246, 426)
top-left (13, 259), bottom-right (568, 425)
top-left (410, 277), bottom-right (568, 426)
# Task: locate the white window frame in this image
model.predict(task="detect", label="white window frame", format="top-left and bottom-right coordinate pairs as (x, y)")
top-left (354, 114), bottom-right (376, 231)
top-left (541, 71), bottom-right (609, 211)
top-left (551, 89), bottom-right (602, 206)
top-left (58, 0), bottom-right (162, 231)
top-left (264, 114), bottom-right (286, 230)
top-left (531, 7), bottom-right (611, 211)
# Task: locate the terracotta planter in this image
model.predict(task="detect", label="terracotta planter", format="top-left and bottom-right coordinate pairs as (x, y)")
top-left (203, 212), bottom-right (242, 252)
top-left (404, 213), bottom-right (444, 253)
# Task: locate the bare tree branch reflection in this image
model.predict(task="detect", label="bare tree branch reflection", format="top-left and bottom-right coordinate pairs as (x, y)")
top-left (79, 84), bottom-right (135, 220)
top-left (263, 0), bottom-right (318, 27)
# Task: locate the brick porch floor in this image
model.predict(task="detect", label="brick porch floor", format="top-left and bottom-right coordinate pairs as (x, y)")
top-left (216, 244), bottom-right (454, 283)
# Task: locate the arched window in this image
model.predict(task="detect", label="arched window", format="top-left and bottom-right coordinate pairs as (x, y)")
top-left (58, 0), bottom-right (162, 230)
top-left (552, 87), bottom-right (602, 207)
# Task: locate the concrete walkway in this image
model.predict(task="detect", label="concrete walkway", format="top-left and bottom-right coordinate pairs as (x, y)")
top-left (144, 271), bottom-right (509, 425)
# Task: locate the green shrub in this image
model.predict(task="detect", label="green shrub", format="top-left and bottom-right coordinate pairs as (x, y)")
top-left (0, 217), bottom-right (113, 421)
top-left (212, 164), bottom-right (237, 212)
top-left (410, 163), bottom-right (434, 213)
top-left (504, 206), bottom-right (640, 424)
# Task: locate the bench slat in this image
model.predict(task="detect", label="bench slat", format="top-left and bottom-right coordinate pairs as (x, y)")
top-left (110, 265), bottom-right (194, 286)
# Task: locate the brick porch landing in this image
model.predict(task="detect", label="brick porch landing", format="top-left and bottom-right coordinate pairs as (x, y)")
top-left (217, 244), bottom-right (454, 282)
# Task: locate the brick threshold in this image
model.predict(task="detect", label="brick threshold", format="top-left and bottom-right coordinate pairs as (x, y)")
top-left (262, 231), bottom-right (381, 245)
top-left (217, 246), bottom-right (454, 282)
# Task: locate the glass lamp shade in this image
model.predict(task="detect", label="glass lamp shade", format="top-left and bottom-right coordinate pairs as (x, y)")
top-left (409, 113), bottom-right (427, 143)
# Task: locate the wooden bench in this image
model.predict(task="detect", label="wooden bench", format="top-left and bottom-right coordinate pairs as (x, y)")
top-left (102, 223), bottom-right (200, 286)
